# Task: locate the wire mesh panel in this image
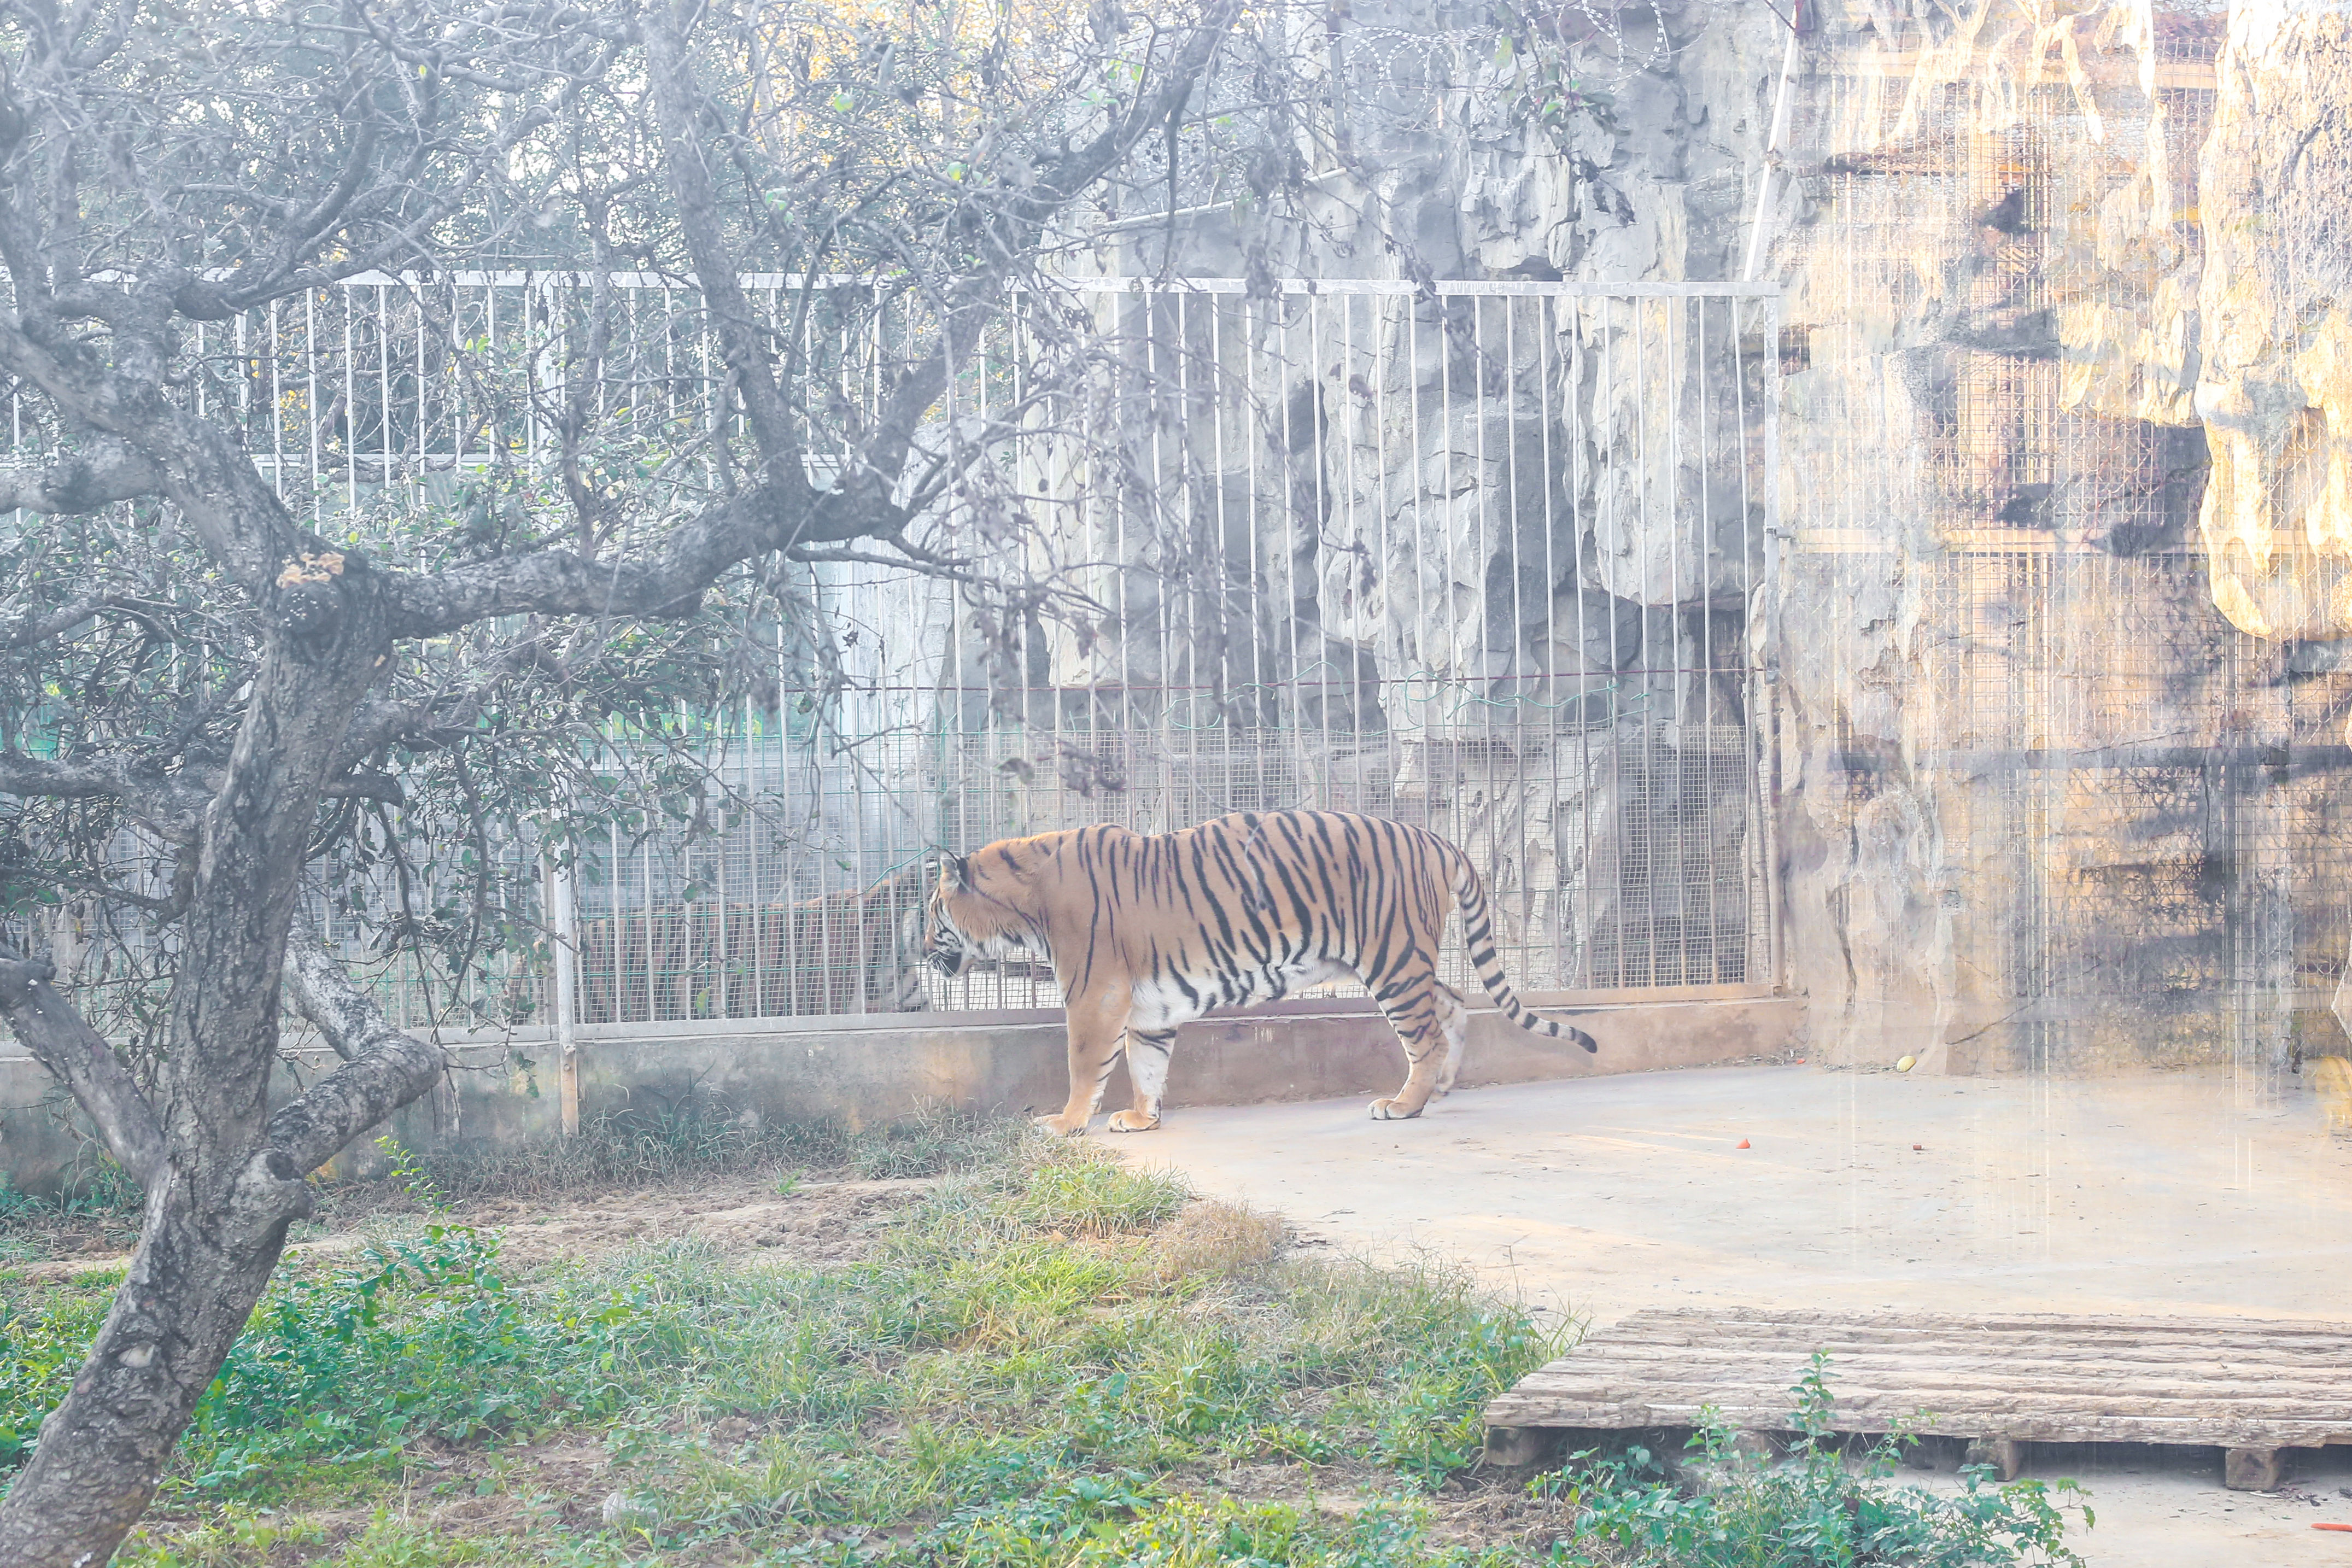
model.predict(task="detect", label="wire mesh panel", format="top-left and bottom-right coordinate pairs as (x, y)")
top-left (560, 279), bottom-right (1783, 1025)
top-left (1, 276), bottom-right (1782, 1033)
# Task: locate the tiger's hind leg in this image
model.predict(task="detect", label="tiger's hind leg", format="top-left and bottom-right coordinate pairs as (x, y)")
top-left (1366, 967), bottom-right (1456, 1121)
top-left (1107, 1026), bottom-right (1177, 1132)
top-left (1429, 981), bottom-right (1472, 1102)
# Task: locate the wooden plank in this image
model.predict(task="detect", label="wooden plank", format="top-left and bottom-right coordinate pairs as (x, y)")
top-left (1513, 1361), bottom-right (2352, 1391)
top-left (1479, 1403), bottom-right (2352, 1448)
top-left (1564, 1320), bottom-right (2352, 1345)
top-left (1484, 1309), bottom-right (2352, 1450)
top-left (1479, 1403), bottom-right (2352, 1447)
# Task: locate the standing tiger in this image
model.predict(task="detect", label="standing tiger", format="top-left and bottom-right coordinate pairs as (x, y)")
top-left (925, 809), bottom-right (1598, 1134)
top-left (576, 864), bottom-right (929, 1022)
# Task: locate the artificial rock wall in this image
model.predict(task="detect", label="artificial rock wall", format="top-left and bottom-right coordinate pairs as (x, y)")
top-left (2196, 0), bottom-right (2352, 642)
top-left (1768, 0), bottom-right (2352, 1076)
top-left (1074, 0), bottom-right (2344, 1074)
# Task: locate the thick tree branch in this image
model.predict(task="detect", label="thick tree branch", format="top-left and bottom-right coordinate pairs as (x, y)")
top-left (1, 592), bottom-right (114, 648)
top-left (641, 4), bottom-right (802, 470)
top-left (383, 472), bottom-right (893, 634)
top-left (0, 750), bottom-right (210, 832)
top-left (0, 312), bottom-right (312, 600)
top-left (0, 955), bottom-right (166, 1188)
top-left (282, 922), bottom-right (378, 1063)
top-left (0, 437), bottom-right (166, 513)
top-left (274, 923), bottom-right (445, 1169)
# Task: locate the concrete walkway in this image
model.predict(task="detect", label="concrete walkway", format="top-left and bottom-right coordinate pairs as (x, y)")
top-left (1113, 1063), bottom-right (2352, 1567)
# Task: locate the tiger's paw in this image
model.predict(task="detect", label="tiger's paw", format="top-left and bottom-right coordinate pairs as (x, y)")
top-left (1106, 1110), bottom-right (1161, 1133)
top-left (1367, 1097), bottom-right (1423, 1121)
top-left (1033, 1113), bottom-right (1090, 1137)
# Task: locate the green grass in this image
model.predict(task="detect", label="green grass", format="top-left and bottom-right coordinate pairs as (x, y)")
top-left (1, 1125), bottom-right (2089, 1567)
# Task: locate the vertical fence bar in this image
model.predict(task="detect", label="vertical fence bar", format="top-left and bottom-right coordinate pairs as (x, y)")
top-left (549, 850), bottom-right (581, 1134)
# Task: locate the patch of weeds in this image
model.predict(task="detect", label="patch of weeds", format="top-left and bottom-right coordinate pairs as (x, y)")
top-left (593, 1144), bottom-right (1562, 1555)
top-left (0, 1173), bottom-right (38, 1222)
top-left (175, 1225), bottom-right (646, 1495)
top-left (114, 1503), bottom-right (327, 1567)
top-left (826, 1101), bottom-right (1033, 1179)
top-left (120, 1506), bottom-right (530, 1567)
top-left (377, 1134), bottom-right (449, 1212)
top-left (333, 1511), bottom-right (523, 1568)
top-left (375, 1095), bottom-right (1024, 1208)
top-left (0, 1273), bottom-right (113, 1465)
top-left (1535, 1354), bottom-right (2091, 1567)
top-left (0, 1155), bottom-right (145, 1257)
top-left (1008, 1157), bottom-right (1190, 1238)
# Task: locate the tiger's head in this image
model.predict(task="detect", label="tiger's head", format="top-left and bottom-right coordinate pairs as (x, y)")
top-left (926, 849), bottom-right (1049, 976)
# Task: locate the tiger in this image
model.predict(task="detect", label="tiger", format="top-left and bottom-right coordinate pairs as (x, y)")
top-left (2315, 1055), bottom-right (2352, 1133)
top-left (577, 864), bottom-right (929, 1022)
top-left (923, 809), bottom-right (1598, 1134)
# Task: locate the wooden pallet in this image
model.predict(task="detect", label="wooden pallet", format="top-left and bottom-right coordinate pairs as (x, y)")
top-left (1483, 1308), bottom-right (2352, 1488)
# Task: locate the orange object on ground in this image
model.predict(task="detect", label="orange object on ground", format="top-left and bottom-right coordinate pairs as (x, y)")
top-left (1735, 1139), bottom-right (1751, 1149)
top-left (2315, 1523), bottom-right (2352, 1532)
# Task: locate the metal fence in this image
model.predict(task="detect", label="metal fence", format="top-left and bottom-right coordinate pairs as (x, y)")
top-left (545, 278), bottom-right (1785, 1027)
top-left (4, 274), bottom-right (1783, 1035)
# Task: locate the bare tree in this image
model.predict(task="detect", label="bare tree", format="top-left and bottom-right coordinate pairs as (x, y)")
top-left (0, 0), bottom-right (1236, 1560)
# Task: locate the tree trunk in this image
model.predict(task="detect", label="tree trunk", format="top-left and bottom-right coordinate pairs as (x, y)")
top-left (0, 1181), bottom-right (297, 1567)
top-left (0, 534), bottom-right (441, 1566)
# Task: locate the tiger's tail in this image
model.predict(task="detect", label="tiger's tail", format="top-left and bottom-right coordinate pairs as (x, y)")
top-left (1447, 851), bottom-right (1599, 1052)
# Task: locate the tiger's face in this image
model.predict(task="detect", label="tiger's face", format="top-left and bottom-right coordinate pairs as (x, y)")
top-left (925, 861), bottom-right (978, 976)
top-left (926, 853), bottom-right (1046, 976)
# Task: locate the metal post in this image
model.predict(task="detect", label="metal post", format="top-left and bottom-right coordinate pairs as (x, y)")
top-left (1743, 3), bottom-right (1802, 284)
top-left (548, 849), bottom-right (581, 1137)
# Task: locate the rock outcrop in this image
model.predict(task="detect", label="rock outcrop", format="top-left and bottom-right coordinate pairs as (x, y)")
top-left (2193, 0), bottom-right (2352, 643)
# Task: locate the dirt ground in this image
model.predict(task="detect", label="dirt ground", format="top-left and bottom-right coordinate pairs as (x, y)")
top-left (5, 1171), bottom-right (925, 1285)
top-left (1112, 1062), bottom-right (2352, 1568)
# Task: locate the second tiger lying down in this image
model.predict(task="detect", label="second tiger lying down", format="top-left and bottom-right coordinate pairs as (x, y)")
top-left (925, 809), bottom-right (1599, 1134)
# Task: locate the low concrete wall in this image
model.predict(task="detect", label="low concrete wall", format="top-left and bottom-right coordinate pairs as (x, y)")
top-left (0, 988), bottom-right (1804, 1196)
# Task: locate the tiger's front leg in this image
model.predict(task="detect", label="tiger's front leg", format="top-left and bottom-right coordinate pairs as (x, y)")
top-left (1037, 991), bottom-right (1131, 1137)
top-left (1106, 1026), bottom-right (1178, 1132)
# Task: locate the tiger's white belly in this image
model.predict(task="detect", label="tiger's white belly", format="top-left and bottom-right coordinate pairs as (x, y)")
top-left (1128, 955), bottom-right (1352, 1031)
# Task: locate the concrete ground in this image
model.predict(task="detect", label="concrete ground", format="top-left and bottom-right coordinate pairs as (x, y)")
top-left (1113, 1063), bottom-right (2352, 1567)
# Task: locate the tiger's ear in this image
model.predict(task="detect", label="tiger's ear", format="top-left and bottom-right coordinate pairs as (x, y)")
top-left (944, 853), bottom-right (971, 891)
top-left (867, 865), bottom-right (920, 906)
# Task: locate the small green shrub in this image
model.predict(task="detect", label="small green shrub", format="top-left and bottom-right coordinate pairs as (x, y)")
top-left (375, 1135), bottom-right (448, 1212)
top-left (179, 1226), bottom-right (643, 1492)
top-left (0, 1155), bottom-right (143, 1224)
top-left (0, 1279), bottom-right (111, 1466)
top-left (1536, 1354), bottom-right (2090, 1568)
